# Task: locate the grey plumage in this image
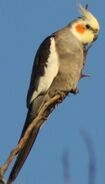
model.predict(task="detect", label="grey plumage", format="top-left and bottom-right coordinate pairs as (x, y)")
top-left (49, 28), bottom-right (84, 95)
top-left (7, 26), bottom-right (84, 184)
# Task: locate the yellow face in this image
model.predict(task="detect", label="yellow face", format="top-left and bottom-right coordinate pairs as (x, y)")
top-left (70, 4), bottom-right (100, 45)
top-left (70, 19), bottom-right (99, 44)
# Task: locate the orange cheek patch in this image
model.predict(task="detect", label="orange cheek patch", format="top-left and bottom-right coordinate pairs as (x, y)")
top-left (75, 24), bottom-right (85, 34)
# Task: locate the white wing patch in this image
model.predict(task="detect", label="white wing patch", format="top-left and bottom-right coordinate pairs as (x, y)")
top-left (30, 37), bottom-right (59, 104)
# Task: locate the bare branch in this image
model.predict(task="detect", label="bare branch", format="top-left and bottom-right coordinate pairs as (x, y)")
top-left (0, 93), bottom-right (66, 181)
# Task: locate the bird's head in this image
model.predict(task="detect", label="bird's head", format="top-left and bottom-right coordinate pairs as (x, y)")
top-left (70, 3), bottom-right (100, 45)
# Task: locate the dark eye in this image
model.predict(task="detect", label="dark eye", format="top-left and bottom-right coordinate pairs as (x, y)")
top-left (86, 24), bottom-right (91, 29)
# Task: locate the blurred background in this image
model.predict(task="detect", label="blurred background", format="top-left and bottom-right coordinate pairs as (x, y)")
top-left (0, 0), bottom-right (105, 184)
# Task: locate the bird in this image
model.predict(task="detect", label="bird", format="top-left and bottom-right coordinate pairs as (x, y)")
top-left (7, 3), bottom-right (100, 184)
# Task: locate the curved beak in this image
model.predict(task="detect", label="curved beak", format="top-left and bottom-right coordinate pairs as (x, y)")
top-left (93, 34), bottom-right (98, 42)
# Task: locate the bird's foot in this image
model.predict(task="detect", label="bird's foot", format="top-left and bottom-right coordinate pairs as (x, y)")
top-left (53, 91), bottom-right (68, 103)
top-left (70, 88), bottom-right (79, 95)
top-left (49, 90), bottom-right (68, 104)
top-left (58, 91), bottom-right (66, 102)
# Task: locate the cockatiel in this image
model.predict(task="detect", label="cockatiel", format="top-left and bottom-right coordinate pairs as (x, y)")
top-left (7, 3), bottom-right (100, 184)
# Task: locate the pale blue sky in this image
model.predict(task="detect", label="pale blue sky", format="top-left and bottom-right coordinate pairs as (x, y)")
top-left (0, 1), bottom-right (105, 184)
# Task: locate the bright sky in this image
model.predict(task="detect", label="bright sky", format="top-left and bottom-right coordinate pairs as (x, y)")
top-left (0, 1), bottom-right (105, 184)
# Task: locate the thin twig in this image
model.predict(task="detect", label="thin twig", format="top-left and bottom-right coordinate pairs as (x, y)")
top-left (62, 150), bottom-right (70, 184)
top-left (81, 129), bottom-right (96, 184)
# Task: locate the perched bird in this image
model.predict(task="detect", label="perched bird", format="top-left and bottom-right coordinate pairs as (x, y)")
top-left (7, 3), bottom-right (100, 184)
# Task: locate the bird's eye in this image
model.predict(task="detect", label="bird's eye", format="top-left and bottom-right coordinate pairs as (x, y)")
top-left (86, 24), bottom-right (91, 29)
